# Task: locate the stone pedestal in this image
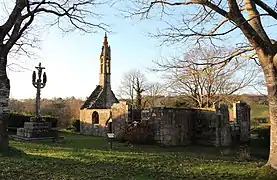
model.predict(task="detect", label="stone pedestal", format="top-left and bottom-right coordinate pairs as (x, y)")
top-left (15, 119), bottom-right (57, 139)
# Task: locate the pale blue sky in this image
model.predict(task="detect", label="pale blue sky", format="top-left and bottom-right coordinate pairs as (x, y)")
top-left (4, 1), bottom-right (275, 99)
top-left (7, 2), bottom-right (172, 100)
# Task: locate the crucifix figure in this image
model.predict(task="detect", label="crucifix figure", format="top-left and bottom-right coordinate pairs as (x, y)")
top-left (32, 63), bottom-right (47, 121)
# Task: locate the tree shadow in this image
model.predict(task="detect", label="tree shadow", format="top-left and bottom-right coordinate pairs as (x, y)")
top-left (0, 146), bottom-right (26, 157)
top-left (26, 132), bottom-right (264, 161)
top-left (1, 150), bottom-right (276, 180)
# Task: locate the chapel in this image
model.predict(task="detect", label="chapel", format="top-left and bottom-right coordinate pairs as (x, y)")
top-left (80, 34), bottom-right (119, 134)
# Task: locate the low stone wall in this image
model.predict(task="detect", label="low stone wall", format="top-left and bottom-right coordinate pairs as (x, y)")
top-left (80, 122), bottom-right (107, 137)
top-left (91, 124), bottom-right (107, 137)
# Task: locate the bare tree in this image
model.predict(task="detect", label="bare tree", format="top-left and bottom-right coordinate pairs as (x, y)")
top-left (0, 0), bottom-right (109, 151)
top-left (118, 69), bottom-right (148, 109)
top-left (144, 82), bottom-right (166, 107)
top-left (159, 47), bottom-right (260, 108)
top-left (123, 0), bottom-right (277, 168)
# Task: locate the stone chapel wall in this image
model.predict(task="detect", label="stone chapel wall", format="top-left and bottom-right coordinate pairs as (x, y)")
top-left (80, 108), bottom-right (111, 136)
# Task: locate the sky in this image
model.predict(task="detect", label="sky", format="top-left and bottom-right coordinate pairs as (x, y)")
top-left (2, 1), bottom-right (275, 100)
top-left (6, 2), bottom-right (172, 100)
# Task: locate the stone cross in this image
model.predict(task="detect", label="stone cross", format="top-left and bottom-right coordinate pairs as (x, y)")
top-left (32, 63), bottom-right (47, 121)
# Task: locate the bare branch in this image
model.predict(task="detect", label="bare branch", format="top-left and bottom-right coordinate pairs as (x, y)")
top-left (252, 0), bottom-right (277, 20)
top-left (150, 0), bottom-right (228, 17)
top-left (158, 46), bottom-right (260, 107)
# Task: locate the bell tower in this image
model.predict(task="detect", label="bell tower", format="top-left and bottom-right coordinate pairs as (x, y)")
top-left (80, 33), bottom-right (118, 110)
top-left (99, 33), bottom-right (111, 89)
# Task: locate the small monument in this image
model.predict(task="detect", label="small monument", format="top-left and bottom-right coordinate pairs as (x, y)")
top-left (12, 63), bottom-right (60, 141)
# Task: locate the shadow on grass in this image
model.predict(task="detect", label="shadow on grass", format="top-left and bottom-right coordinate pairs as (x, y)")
top-left (12, 131), bottom-right (265, 165)
top-left (33, 132), bottom-right (268, 163)
top-left (0, 146), bottom-right (26, 157)
top-left (5, 132), bottom-right (277, 179)
top-left (1, 150), bottom-right (276, 180)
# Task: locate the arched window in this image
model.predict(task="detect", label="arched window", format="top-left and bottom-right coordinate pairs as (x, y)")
top-left (92, 111), bottom-right (99, 124)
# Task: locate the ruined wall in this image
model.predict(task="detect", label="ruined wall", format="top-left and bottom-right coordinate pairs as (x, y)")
top-left (143, 107), bottom-right (192, 146)
top-left (214, 104), bottom-right (232, 147)
top-left (79, 100), bottom-right (250, 147)
top-left (193, 109), bottom-right (217, 146)
top-left (141, 107), bottom-right (219, 146)
top-left (141, 105), bottom-right (234, 147)
top-left (80, 108), bottom-right (111, 136)
top-left (235, 101), bottom-right (251, 143)
top-left (111, 101), bottom-right (130, 140)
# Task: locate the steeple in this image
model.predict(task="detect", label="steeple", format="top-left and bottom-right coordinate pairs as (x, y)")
top-left (103, 32), bottom-right (108, 46)
top-left (80, 33), bottom-right (119, 110)
top-left (99, 33), bottom-right (111, 88)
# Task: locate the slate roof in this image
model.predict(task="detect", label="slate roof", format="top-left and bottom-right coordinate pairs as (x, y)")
top-left (80, 85), bottom-right (119, 110)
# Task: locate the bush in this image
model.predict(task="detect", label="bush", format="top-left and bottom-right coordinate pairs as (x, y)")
top-left (43, 116), bottom-right (58, 128)
top-left (7, 113), bottom-right (31, 128)
top-left (253, 117), bottom-right (269, 124)
top-left (72, 120), bottom-right (80, 132)
top-left (7, 113), bottom-right (58, 132)
top-left (123, 121), bottom-right (155, 145)
top-left (251, 125), bottom-right (270, 148)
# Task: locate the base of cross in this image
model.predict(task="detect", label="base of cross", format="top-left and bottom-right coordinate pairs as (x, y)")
top-left (11, 117), bottom-right (63, 143)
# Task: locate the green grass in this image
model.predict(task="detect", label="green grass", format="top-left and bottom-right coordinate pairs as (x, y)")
top-left (0, 133), bottom-right (276, 180)
top-left (250, 104), bottom-right (269, 120)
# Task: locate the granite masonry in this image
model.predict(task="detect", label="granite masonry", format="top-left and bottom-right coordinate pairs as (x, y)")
top-left (13, 63), bottom-right (58, 141)
top-left (80, 34), bottom-right (118, 136)
top-left (79, 35), bottom-right (250, 148)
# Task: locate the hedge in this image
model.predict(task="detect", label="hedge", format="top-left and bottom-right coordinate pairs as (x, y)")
top-left (251, 125), bottom-right (270, 148)
top-left (72, 120), bottom-right (80, 132)
top-left (7, 113), bottom-right (58, 130)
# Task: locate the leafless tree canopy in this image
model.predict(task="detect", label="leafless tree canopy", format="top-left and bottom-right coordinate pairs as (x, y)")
top-left (117, 69), bottom-right (148, 108)
top-left (0, 0), bottom-right (109, 60)
top-left (157, 47), bottom-right (260, 108)
top-left (0, 0), bottom-right (110, 151)
top-left (121, 0), bottom-right (277, 168)
top-left (122, 0), bottom-right (276, 64)
top-left (144, 82), bottom-right (166, 107)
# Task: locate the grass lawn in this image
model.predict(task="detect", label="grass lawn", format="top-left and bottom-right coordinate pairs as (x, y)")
top-left (250, 104), bottom-right (269, 120)
top-left (1, 133), bottom-right (277, 180)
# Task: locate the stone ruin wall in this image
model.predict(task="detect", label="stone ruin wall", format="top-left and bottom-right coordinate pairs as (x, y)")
top-left (111, 101), bottom-right (130, 140)
top-left (140, 102), bottom-right (250, 147)
top-left (235, 101), bottom-right (251, 143)
top-left (142, 108), bottom-right (193, 146)
top-left (142, 107), bottom-right (220, 146)
top-left (79, 100), bottom-right (250, 147)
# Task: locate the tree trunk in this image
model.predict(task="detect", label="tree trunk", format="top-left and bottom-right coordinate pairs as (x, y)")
top-left (261, 51), bottom-right (277, 168)
top-left (0, 55), bottom-right (10, 152)
top-left (136, 92), bottom-right (142, 110)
